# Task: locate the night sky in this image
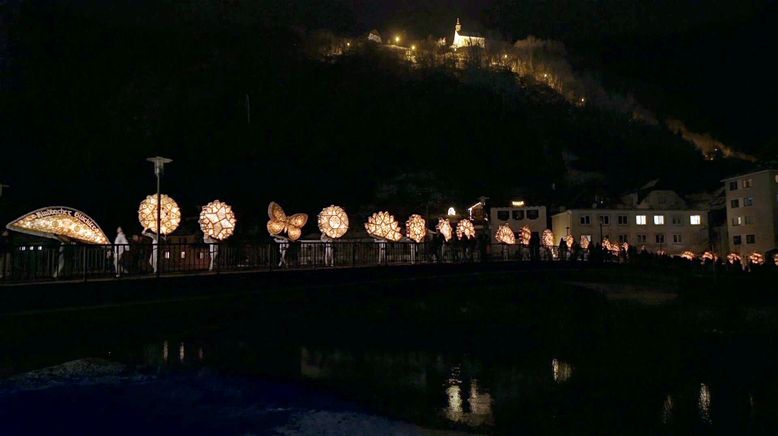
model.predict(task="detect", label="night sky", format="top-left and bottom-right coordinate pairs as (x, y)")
top-left (0, 0), bottom-right (776, 237)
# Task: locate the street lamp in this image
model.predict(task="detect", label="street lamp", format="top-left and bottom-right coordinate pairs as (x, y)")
top-left (146, 156), bottom-right (172, 278)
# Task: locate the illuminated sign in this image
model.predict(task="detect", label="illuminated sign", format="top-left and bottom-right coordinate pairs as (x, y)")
top-left (6, 206), bottom-right (109, 244)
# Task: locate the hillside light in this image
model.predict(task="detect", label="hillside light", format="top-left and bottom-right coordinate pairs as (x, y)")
top-left (395, 35), bottom-right (400, 43)
top-left (411, 45), bottom-right (416, 50)
top-left (447, 207), bottom-right (456, 216)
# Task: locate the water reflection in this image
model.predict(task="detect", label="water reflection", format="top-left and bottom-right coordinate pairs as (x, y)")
top-left (661, 394), bottom-right (673, 424)
top-left (698, 383), bottom-right (712, 423)
top-left (162, 340), bottom-right (168, 363)
top-left (552, 358), bottom-right (572, 383)
top-left (179, 342), bottom-right (185, 363)
top-left (443, 366), bottom-right (493, 426)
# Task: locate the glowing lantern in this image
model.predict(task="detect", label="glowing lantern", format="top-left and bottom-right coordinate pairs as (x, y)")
top-left (456, 219), bottom-right (475, 240)
top-left (602, 238), bottom-right (620, 255)
top-left (495, 224), bottom-right (516, 244)
top-left (6, 206), bottom-right (109, 244)
top-left (749, 252), bottom-right (765, 265)
top-left (702, 251), bottom-right (717, 262)
top-left (773, 253), bottom-right (778, 267)
top-left (541, 229), bottom-right (554, 248)
top-left (267, 202), bottom-right (308, 242)
top-left (318, 205), bottom-right (349, 239)
top-left (365, 211), bottom-right (403, 242)
top-left (727, 253), bottom-right (742, 264)
top-left (199, 200), bottom-right (236, 241)
top-left (565, 234), bottom-right (574, 249)
top-left (138, 194), bottom-right (181, 235)
top-left (520, 226), bottom-right (532, 246)
top-left (437, 218), bottom-right (453, 242)
top-left (579, 235), bottom-right (590, 250)
top-left (680, 251), bottom-right (695, 261)
top-left (405, 214), bottom-right (427, 243)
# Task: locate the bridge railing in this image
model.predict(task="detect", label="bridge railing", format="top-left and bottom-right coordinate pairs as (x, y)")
top-left (0, 240), bottom-right (503, 284)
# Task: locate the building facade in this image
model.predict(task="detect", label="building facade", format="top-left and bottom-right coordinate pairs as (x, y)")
top-left (551, 190), bottom-right (709, 254)
top-left (489, 205), bottom-right (547, 245)
top-left (723, 169), bottom-right (778, 257)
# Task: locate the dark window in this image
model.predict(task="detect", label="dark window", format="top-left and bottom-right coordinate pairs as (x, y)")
top-left (729, 181), bottom-right (738, 191)
top-left (580, 215), bottom-right (590, 225)
top-left (746, 234), bottom-right (756, 244)
top-left (599, 215), bottom-right (610, 225)
top-left (733, 235), bottom-right (742, 245)
top-left (672, 234), bottom-right (682, 243)
top-left (618, 235), bottom-right (628, 243)
top-left (744, 197), bottom-right (753, 207)
top-left (656, 234), bottom-right (665, 243)
top-left (672, 216), bottom-right (682, 225)
top-left (512, 210), bottom-right (524, 220)
top-left (618, 215), bottom-right (628, 225)
top-left (497, 211), bottom-right (509, 221)
top-left (731, 199), bottom-right (739, 208)
top-left (637, 235), bottom-right (647, 243)
top-left (527, 209), bottom-right (539, 220)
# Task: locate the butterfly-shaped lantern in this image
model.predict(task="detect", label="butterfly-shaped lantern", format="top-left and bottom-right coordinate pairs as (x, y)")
top-left (266, 202), bottom-right (308, 242)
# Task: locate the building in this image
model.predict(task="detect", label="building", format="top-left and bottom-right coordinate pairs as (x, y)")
top-left (367, 29), bottom-right (382, 44)
top-left (451, 18), bottom-right (485, 49)
top-left (489, 203), bottom-right (547, 245)
top-left (551, 190), bottom-right (709, 254)
top-left (722, 169), bottom-right (778, 257)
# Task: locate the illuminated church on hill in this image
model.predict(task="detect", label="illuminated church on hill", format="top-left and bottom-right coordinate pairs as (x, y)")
top-left (451, 18), bottom-right (485, 49)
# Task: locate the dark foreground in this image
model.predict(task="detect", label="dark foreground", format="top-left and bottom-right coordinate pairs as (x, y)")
top-left (2, 265), bottom-right (778, 434)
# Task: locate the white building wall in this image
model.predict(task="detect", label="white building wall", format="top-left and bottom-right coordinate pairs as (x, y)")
top-left (723, 169), bottom-right (778, 256)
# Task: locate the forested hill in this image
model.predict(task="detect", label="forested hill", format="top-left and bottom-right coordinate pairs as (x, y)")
top-left (0, 1), bottom-right (755, 232)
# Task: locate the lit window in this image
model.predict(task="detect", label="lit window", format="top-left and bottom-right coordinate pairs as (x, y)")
top-left (164, 251), bottom-right (170, 259)
top-left (656, 234), bottom-right (665, 243)
top-left (180, 251), bottom-right (186, 259)
top-left (746, 234), bottom-right (756, 244)
top-left (733, 216), bottom-right (743, 226)
top-left (654, 215), bottom-right (665, 225)
top-left (580, 215), bottom-right (591, 225)
top-left (636, 215), bottom-right (647, 225)
top-left (744, 197), bottom-right (753, 207)
top-left (690, 215), bottom-right (701, 225)
top-left (742, 179), bottom-right (752, 188)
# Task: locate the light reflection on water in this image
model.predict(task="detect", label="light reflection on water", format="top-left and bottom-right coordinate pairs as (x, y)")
top-left (698, 383), bottom-right (712, 424)
top-left (442, 365), bottom-right (493, 426)
top-left (661, 394), bottom-right (673, 424)
top-left (552, 358), bottom-right (572, 383)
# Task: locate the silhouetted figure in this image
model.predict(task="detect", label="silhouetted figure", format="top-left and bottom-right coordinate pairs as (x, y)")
top-left (114, 227), bottom-right (129, 277)
top-left (0, 230), bottom-right (11, 279)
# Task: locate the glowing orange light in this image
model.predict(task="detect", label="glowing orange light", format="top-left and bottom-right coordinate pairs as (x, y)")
top-left (138, 194), bottom-right (181, 235)
top-left (437, 218), bottom-right (453, 242)
top-left (541, 229), bottom-right (554, 248)
top-left (727, 253), bottom-right (742, 264)
top-left (267, 202), bottom-right (308, 242)
top-left (680, 251), bottom-right (695, 261)
top-left (365, 211), bottom-right (403, 242)
top-left (495, 224), bottom-right (516, 244)
top-left (749, 252), bottom-right (765, 265)
top-left (318, 205), bottom-right (349, 239)
top-left (405, 214), bottom-right (427, 243)
top-left (520, 226), bottom-right (532, 246)
top-left (456, 219), bottom-right (475, 240)
top-left (199, 200), bottom-right (236, 241)
top-left (6, 207), bottom-right (109, 244)
top-left (579, 235), bottom-right (590, 250)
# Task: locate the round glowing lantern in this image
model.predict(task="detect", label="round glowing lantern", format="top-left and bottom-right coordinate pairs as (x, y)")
top-left (680, 251), bottom-right (695, 261)
top-left (579, 235), bottom-right (590, 250)
top-left (495, 223), bottom-right (516, 244)
top-left (702, 251), bottom-right (717, 262)
top-left (138, 194), bottom-right (181, 235)
top-left (199, 200), bottom-right (236, 241)
top-left (318, 205), bottom-right (349, 239)
top-left (365, 211), bottom-right (403, 242)
top-left (405, 214), bottom-right (427, 243)
top-left (749, 252), bottom-right (765, 265)
top-left (436, 218), bottom-right (453, 242)
top-left (602, 238), bottom-right (620, 255)
top-left (267, 202), bottom-right (308, 242)
top-left (519, 226), bottom-right (532, 246)
top-left (456, 219), bottom-right (475, 240)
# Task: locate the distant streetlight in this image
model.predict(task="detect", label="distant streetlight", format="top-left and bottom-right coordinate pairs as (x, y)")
top-left (395, 35), bottom-right (400, 44)
top-left (411, 45), bottom-right (416, 51)
top-left (146, 156), bottom-right (172, 278)
top-left (346, 42), bottom-right (351, 47)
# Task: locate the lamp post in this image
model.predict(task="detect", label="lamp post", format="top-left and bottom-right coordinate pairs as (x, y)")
top-left (146, 156), bottom-right (172, 278)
